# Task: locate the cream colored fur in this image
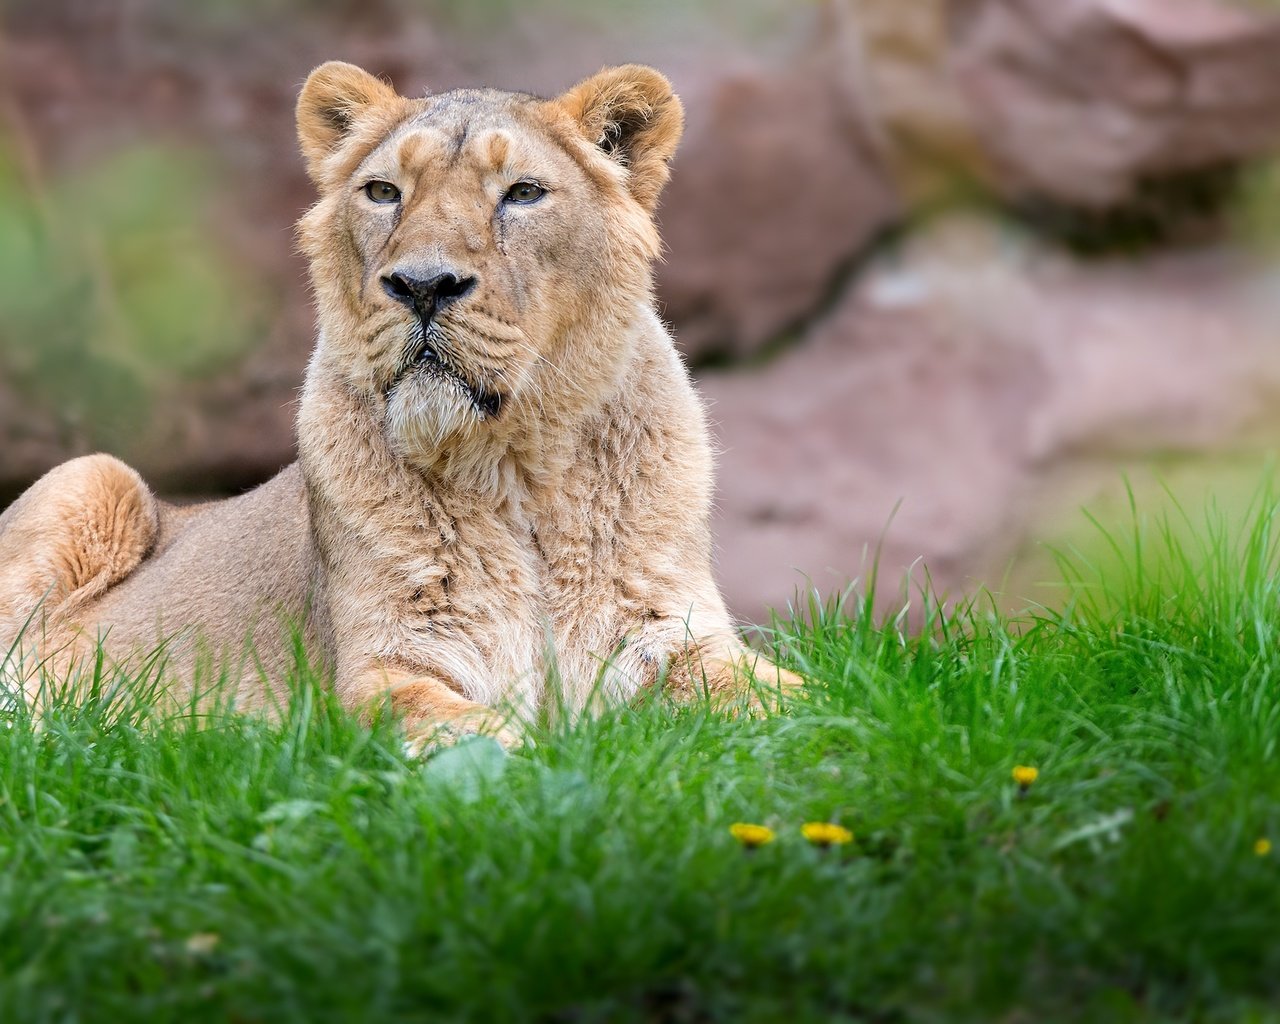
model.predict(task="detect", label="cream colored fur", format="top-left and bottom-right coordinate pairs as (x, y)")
top-left (0, 62), bottom-right (800, 744)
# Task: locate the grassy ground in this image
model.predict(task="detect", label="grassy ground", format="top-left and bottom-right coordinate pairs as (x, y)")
top-left (5, 493), bottom-right (1280, 1022)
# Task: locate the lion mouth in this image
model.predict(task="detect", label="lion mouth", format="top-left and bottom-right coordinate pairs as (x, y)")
top-left (406, 333), bottom-right (443, 372)
top-left (395, 321), bottom-right (505, 419)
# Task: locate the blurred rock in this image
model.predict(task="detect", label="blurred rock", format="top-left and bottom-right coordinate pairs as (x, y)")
top-left (657, 55), bottom-right (900, 361)
top-left (831, 0), bottom-right (994, 203)
top-left (704, 217), bottom-right (1280, 623)
top-left (948, 0), bottom-right (1280, 206)
top-left (667, 0), bottom-right (1280, 362)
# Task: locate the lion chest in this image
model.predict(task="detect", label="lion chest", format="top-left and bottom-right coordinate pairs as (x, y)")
top-left (361, 401), bottom-right (691, 707)
top-left (385, 482), bottom-right (654, 707)
top-left (385, 501), bottom-right (548, 707)
top-left (525, 444), bottom-right (680, 701)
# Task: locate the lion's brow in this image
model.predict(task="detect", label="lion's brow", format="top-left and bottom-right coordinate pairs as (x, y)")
top-left (447, 124), bottom-right (470, 165)
top-left (395, 131), bottom-right (450, 177)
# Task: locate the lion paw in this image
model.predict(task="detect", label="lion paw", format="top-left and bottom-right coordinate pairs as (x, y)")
top-left (402, 714), bottom-right (523, 759)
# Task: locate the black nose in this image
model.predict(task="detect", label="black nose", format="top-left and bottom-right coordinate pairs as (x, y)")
top-left (381, 269), bottom-right (477, 319)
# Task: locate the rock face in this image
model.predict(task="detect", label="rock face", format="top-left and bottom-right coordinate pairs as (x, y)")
top-left (5, 0), bottom-right (1280, 623)
top-left (948, 0), bottom-right (1280, 205)
top-left (656, 57), bottom-right (900, 361)
top-left (707, 220), bottom-right (1280, 623)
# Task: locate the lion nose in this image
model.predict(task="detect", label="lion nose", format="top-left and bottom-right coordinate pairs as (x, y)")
top-left (381, 269), bottom-right (477, 320)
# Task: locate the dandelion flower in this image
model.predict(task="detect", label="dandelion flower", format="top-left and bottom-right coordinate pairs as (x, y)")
top-left (1012, 765), bottom-right (1039, 788)
top-left (730, 823), bottom-right (775, 849)
top-left (801, 822), bottom-right (854, 848)
top-left (1256, 838), bottom-right (1272, 857)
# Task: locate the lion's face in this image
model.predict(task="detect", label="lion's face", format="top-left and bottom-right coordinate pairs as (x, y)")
top-left (296, 62), bottom-right (683, 457)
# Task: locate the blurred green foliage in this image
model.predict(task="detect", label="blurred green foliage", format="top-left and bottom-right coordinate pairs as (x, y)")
top-left (1230, 156), bottom-right (1280, 258)
top-left (421, 0), bottom-right (783, 34)
top-left (35, 0), bottom-right (790, 45)
top-left (0, 142), bottom-right (257, 451)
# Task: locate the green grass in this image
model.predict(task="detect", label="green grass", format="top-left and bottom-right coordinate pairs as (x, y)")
top-left (6, 490), bottom-right (1280, 1022)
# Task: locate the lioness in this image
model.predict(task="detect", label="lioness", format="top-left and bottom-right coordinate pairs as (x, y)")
top-left (0, 61), bottom-right (799, 744)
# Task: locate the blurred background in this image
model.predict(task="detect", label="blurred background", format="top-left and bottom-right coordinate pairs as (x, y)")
top-left (4, 0), bottom-right (1280, 623)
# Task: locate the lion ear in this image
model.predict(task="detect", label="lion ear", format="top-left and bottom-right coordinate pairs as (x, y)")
top-left (555, 65), bottom-right (684, 211)
top-left (297, 61), bottom-right (400, 183)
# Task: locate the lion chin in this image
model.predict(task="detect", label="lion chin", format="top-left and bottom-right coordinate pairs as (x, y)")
top-left (386, 368), bottom-right (488, 455)
top-left (0, 59), bottom-right (806, 749)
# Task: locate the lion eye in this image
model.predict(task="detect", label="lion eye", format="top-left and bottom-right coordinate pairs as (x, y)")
top-left (365, 180), bottom-right (401, 204)
top-left (504, 181), bottom-right (546, 205)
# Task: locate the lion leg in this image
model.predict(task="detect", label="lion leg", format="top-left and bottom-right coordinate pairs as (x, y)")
top-left (0, 454), bottom-right (159, 656)
top-left (662, 640), bottom-right (806, 708)
top-left (724, 648), bottom-right (807, 696)
top-left (346, 664), bottom-right (522, 752)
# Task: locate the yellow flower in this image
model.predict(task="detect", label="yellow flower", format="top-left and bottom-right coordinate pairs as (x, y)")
top-left (1012, 765), bottom-right (1039, 787)
top-left (801, 822), bottom-right (854, 847)
top-left (729, 823), bottom-right (776, 849)
top-left (1255, 838), bottom-right (1272, 857)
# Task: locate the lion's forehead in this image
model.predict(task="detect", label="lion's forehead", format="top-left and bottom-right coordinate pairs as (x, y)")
top-left (362, 94), bottom-right (567, 186)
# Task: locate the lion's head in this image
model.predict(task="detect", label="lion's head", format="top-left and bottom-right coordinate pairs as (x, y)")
top-left (295, 61), bottom-right (683, 459)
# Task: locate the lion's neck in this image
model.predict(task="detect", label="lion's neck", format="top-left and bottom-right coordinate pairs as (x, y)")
top-left (298, 302), bottom-right (657, 510)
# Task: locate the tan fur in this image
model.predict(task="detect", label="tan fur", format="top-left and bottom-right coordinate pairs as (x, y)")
top-left (0, 62), bottom-right (801, 742)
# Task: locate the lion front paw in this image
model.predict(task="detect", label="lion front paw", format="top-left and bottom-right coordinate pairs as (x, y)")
top-left (402, 712), bottom-right (523, 759)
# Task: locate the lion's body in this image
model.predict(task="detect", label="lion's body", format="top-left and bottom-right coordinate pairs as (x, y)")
top-left (0, 61), bottom-right (796, 740)
top-left (0, 459), bottom-right (316, 706)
